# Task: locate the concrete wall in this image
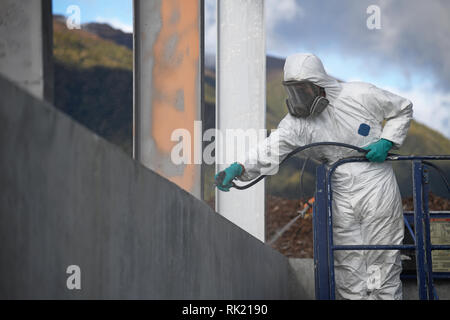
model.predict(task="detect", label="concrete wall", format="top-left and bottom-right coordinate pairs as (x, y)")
top-left (0, 0), bottom-right (53, 103)
top-left (403, 279), bottom-right (450, 300)
top-left (0, 75), bottom-right (301, 299)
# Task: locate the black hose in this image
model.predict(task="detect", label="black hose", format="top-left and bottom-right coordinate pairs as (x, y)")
top-left (231, 142), bottom-right (370, 190)
top-left (222, 142), bottom-right (450, 193)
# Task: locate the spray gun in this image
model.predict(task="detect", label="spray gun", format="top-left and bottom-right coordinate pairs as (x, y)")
top-left (298, 197), bottom-right (314, 218)
top-left (266, 198), bottom-right (314, 246)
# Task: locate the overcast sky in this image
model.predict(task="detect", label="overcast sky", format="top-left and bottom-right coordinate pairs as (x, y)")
top-left (53, 0), bottom-right (450, 139)
top-left (207, 0), bottom-right (450, 139)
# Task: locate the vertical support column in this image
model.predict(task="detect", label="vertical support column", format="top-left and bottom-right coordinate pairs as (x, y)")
top-left (0, 0), bottom-right (53, 102)
top-left (422, 165), bottom-right (435, 299)
top-left (216, 0), bottom-right (266, 241)
top-left (313, 165), bottom-right (331, 300)
top-left (133, 0), bottom-right (203, 199)
top-left (412, 160), bottom-right (428, 300)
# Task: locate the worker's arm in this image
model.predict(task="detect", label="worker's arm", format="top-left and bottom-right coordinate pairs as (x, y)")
top-left (369, 86), bottom-right (413, 149)
top-left (237, 114), bottom-right (304, 181)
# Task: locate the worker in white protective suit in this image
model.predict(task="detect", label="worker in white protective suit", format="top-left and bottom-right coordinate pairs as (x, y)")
top-left (215, 53), bottom-right (413, 300)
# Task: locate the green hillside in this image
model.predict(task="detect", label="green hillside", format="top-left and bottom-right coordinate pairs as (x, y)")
top-left (53, 20), bottom-right (132, 70)
top-left (53, 19), bottom-right (133, 155)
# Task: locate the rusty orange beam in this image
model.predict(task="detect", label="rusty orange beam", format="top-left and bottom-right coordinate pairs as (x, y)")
top-left (134, 0), bottom-right (203, 199)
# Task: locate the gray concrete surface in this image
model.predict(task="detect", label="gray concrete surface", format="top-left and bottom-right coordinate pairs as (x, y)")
top-left (289, 258), bottom-right (450, 300)
top-left (0, 75), bottom-right (303, 299)
top-left (288, 258), bottom-right (315, 300)
top-left (0, 0), bottom-right (53, 102)
top-left (402, 279), bottom-right (450, 300)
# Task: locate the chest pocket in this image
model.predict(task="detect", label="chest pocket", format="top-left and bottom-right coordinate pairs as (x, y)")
top-left (357, 121), bottom-right (382, 147)
top-left (358, 123), bottom-right (371, 136)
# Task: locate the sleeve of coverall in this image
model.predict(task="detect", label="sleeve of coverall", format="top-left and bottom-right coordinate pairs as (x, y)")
top-left (238, 114), bottom-right (304, 181)
top-left (369, 86), bottom-right (413, 149)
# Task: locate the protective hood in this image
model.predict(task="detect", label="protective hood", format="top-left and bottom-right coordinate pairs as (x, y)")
top-left (284, 53), bottom-right (342, 103)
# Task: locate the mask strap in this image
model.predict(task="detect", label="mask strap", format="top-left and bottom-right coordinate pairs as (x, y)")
top-left (310, 96), bottom-right (322, 115)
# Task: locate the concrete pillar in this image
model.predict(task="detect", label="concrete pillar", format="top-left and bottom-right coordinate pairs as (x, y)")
top-left (133, 0), bottom-right (203, 199)
top-left (0, 0), bottom-right (53, 103)
top-left (216, 0), bottom-right (266, 241)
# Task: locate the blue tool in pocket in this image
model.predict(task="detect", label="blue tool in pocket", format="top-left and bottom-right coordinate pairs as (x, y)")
top-left (358, 123), bottom-right (371, 137)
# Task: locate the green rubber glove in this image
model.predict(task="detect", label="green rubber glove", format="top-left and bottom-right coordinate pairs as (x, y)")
top-left (214, 162), bottom-right (243, 192)
top-left (362, 138), bottom-right (393, 163)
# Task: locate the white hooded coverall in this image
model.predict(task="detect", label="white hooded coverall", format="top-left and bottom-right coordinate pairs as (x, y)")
top-left (238, 53), bottom-right (413, 300)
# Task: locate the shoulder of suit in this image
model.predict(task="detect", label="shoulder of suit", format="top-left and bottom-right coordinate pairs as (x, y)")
top-left (339, 81), bottom-right (378, 100)
top-left (278, 113), bottom-right (306, 132)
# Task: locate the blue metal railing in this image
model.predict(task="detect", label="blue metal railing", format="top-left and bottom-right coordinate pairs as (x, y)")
top-left (313, 155), bottom-right (450, 300)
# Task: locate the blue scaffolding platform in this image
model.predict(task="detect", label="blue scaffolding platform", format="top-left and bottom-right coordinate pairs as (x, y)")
top-left (313, 156), bottom-right (450, 300)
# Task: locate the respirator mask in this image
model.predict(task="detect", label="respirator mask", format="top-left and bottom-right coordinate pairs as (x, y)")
top-left (282, 80), bottom-right (329, 118)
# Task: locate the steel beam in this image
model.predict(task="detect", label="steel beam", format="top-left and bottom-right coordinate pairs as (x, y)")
top-left (133, 0), bottom-right (203, 199)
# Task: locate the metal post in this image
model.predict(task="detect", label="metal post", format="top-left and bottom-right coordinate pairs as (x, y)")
top-left (412, 160), bottom-right (428, 299)
top-left (216, 0), bottom-right (266, 241)
top-left (313, 164), bottom-right (331, 299)
top-left (327, 169), bottom-right (337, 300)
top-left (422, 165), bottom-right (436, 299)
top-left (133, 0), bottom-right (203, 199)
